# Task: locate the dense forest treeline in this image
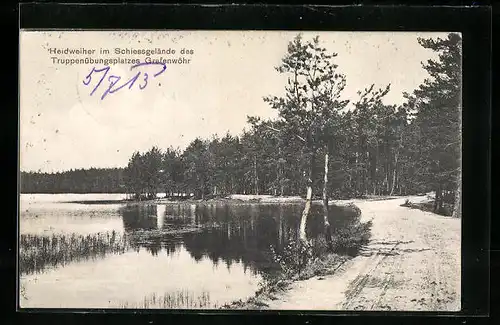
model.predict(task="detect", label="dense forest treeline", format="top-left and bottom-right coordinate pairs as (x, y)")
top-left (20, 33), bottom-right (461, 220)
top-left (21, 168), bottom-right (127, 193)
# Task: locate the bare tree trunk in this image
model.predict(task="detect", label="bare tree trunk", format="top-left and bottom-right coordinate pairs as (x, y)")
top-left (452, 172), bottom-right (461, 218)
top-left (278, 205), bottom-right (284, 244)
top-left (434, 184), bottom-right (442, 213)
top-left (391, 131), bottom-right (404, 196)
top-left (299, 152), bottom-right (314, 244)
top-left (390, 152), bottom-right (399, 196)
top-left (299, 181), bottom-right (313, 243)
top-left (452, 132), bottom-right (462, 218)
top-left (253, 155), bottom-right (259, 195)
top-left (277, 147), bottom-right (283, 197)
top-left (433, 187), bottom-right (439, 212)
top-left (385, 166), bottom-right (390, 194)
top-left (322, 147), bottom-right (333, 249)
top-left (390, 169), bottom-right (397, 196)
top-left (363, 151), bottom-right (370, 196)
top-left (354, 152), bottom-right (359, 194)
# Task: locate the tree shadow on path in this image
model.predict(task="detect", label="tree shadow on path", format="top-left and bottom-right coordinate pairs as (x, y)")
top-left (358, 240), bottom-right (431, 257)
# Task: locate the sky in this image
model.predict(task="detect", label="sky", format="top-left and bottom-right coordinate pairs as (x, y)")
top-left (19, 30), bottom-right (451, 173)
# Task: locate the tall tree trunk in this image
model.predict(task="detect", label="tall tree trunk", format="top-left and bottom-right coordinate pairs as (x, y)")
top-left (354, 152), bottom-right (359, 194)
top-left (278, 205), bottom-right (284, 244)
top-left (390, 168), bottom-right (397, 196)
top-left (322, 147), bottom-right (333, 249)
top-left (299, 179), bottom-right (313, 243)
top-left (299, 152), bottom-right (314, 244)
top-left (390, 151), bottom-right (399, 196)
top-left (276, 160), bottom-right (280, 197)
top-left (253, 155), bottom-right (259, 195)
top-left (383, 162), bottom-right (388, 194)
top-left (277, 147), bottom-right (282, 196)
top-left (433, 187), bottom-right (439, 212)
top-left (363, 151), bottom-right (370, 196)
top-left (438, 185), bottom-right (444, 210)
top-left (452, 172), bottom-right (461, 218)
top-left (281, 157), bottom-right (285, 196)
top-left (452, 133), bottom-right (462, 218)
top-left (386, 168), bottom-right (390, 193)
top-left (391, 131), bottom-right (404, 196)
top-left (434, 184), bottom-right (442, 213)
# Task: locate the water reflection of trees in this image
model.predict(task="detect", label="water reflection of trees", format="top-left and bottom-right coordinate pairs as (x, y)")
top-left (118, 203), bottom-right (359, 274)
top-left (120, 204), bottom-right (184, 256)
top-left (121, 204), bottom-right (158, 231)
top-left (20, 203), bottom-right (359, 276)
top-left (180, 204), bottom-right (332, 274)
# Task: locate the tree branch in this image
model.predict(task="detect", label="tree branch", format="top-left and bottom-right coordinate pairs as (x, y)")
top-left (264, 125), bottom-right (306, 143)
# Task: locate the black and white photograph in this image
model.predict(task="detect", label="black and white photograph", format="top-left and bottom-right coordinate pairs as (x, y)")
top-left (19, 30), bottom-right (462, 311)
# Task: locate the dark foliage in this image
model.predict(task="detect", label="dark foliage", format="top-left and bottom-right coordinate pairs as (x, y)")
top-left (20, 168), bottom-right (126, 193)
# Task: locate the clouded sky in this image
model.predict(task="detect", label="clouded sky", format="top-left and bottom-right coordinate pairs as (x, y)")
top-left (20, 30), bottom-right (449, 173)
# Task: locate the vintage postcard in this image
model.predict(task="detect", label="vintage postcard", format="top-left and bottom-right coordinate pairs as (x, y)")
top-left (19, 30), bottom-right (462, 311)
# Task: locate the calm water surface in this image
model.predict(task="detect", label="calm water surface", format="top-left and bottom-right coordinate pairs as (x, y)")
top-left (19, 194), bottom-right (355, 309)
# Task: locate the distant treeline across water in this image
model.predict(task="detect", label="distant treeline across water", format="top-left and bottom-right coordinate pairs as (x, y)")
top-left (20, 168), bottom-right (127, 193)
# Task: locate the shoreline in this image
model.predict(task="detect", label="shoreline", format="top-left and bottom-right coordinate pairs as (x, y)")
top-left (50, 193), bottom-right (408, 206)
top-left (220, 253), bottom-right (351, 310)
top-left (230, 196), bottom-right (460, 311)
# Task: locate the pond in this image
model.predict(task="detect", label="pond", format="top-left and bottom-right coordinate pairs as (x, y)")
top-left (19, 194), bottom-right (359, 309)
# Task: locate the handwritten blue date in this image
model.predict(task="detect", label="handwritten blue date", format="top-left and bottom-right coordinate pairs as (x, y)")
top-left (83, 62), bottom-right (167, 100)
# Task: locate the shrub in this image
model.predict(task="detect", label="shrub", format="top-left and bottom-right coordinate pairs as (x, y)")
top-left (437, 205), bottom-right (452, 216)
top-left (268, 206), bottom-right (372, 280)
top-left (269, 239), bottom-right (313, 278)
top-left (400, 199), bottom-right (412, 207)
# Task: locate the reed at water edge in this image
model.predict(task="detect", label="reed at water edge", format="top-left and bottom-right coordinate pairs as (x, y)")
top-left (19, 230), bottom-right (129, 275)
top-left (118, 290), bottom-right (215, 309)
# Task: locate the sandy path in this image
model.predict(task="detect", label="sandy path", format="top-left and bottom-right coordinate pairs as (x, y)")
top-left (262, 196), bottom-right (461, 311)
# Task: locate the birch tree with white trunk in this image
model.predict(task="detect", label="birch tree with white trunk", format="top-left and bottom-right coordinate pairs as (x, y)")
top-left (264, 34), bottom-right (348, 245)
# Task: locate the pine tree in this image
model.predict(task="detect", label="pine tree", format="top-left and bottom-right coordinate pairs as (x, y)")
top-left (411, 33), bottom-right (462, 216)
top-left (264, 34), bottom-right (348, 244)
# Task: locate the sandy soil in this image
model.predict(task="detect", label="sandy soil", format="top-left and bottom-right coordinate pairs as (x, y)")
top-left (260, 195), bottom-right (461, 311)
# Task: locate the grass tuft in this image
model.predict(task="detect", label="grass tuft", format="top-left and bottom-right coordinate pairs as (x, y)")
top-left (117, 290), bottom-right (215, 309)
top-left (19, 230), bottom-right (128, 275)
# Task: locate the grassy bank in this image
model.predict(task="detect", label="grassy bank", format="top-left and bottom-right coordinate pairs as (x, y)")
top-left (220, 203), bottom-right (372, 310)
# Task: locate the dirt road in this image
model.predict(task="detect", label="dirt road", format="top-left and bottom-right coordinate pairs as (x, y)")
top-left (262, 196), bottom-right (461, 311)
